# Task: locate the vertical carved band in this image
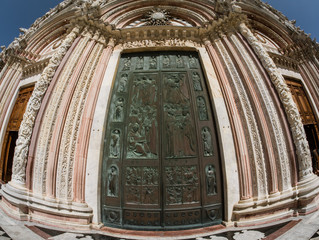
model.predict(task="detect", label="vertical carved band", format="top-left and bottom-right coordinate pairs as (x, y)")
top-left (239, 23), bottom-right (313, 179)
top-left (12, 26), bottom-right (81, 185)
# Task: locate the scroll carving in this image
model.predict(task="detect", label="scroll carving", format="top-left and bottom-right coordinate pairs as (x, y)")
top-left (11, 26), bottom-right (81, 185)
top-left (239, 22), bottom-right (313, 179)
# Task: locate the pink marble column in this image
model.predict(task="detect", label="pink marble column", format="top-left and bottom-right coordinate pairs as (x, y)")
top-left (204, 39), bottom-right (253, 200)
top-left (73, 39), bottom-right (115, 203)
top-left (25, 37), bottom-right (81, 189)
top-left (46, 39), bottom-right (96, 198)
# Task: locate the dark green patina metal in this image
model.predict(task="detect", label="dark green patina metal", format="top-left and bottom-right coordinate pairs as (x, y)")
top-left (101, 52), bottom-right (223, 230)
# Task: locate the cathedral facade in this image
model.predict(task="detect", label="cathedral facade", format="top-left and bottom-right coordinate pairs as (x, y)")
top-left (1, 0), bottom-right (319, 235)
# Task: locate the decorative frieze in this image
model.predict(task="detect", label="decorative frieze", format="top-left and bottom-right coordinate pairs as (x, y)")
top-left (22, 59), bottom-right (50, 78)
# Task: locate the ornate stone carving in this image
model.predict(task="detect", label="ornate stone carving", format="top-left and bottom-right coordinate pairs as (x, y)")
top-left (122, 39), bottom-right (202, 49)
top-left (215, 38), bottom-right (267, 196)
top-left (239, 22), bottom-right (313, 179)
top-left (230, 34), bottom-right (291, 189)
top-left (144, 8), bottom-right (171, 26)
top-left (12, 26), bottom-right (81, 185)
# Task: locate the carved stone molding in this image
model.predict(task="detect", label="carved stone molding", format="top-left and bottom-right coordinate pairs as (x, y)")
top-left (11, 25), bottom-right (82, 185)
top-left (269, 52), bottom-right (299, 72)
top-left (22, 59), bottom-right (50, 78)
top-left (239, 22), bottom-right (313, 179)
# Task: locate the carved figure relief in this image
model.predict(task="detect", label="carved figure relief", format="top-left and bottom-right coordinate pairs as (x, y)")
top-left (176, 55), bottom-right (184, 68)
top-left (163, 55), bottom-right (170, 68)
top-left (202, 127), bottom-right (213, 156)
top-left (126, 74), bottom-right (158, 159)
top-left (197, 96), bottom-right (208, 120)
top-left (189, 55), bottom-right (197, 68)
top-left (149, 56), bottom-right (157, 69)
top-left (125, 167), bottom-right (159, 205)
top-left (163, 73), bottom-right (196, 158)
top-left (109, 129), bottom-right (120, 158)
top-left (118, 73), bottom-right (128, 92)
top-left (107, 166), bottom-right (118, 197)
top-left (206, 165), bottom-right (217, 195)
top-left (136, 56), bottom-right (144, 70)
top-left (165, 166), bottom-right (199, 205)
top-left (122, 57), bottom-right (131, 71)
top-left (192, 72), bottom-right (202, 91)
top-left (113, 97), bottom-right (124, 122)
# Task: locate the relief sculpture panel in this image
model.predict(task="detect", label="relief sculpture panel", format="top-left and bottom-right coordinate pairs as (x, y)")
top-left (126, 74), bottom-right (158, 159)
top-left (163, 73), bottom-right (196, 158)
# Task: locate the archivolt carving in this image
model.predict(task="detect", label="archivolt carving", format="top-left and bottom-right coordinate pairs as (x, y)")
top-left (239, 23), bottom-right (313, 179)
top-left (215, 38), bottom-right (267, 197)
top-left (231, 34), bottom-right (291, 190)
top-left (12, 26), bottom-right (81, 185)
top-left (56, 42), bottom-right (103, 199)
top-left (33, 37), bottom-right (89, 194)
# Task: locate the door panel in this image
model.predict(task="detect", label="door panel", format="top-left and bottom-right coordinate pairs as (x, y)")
top-left (102, 52), bottom-right (223, 230)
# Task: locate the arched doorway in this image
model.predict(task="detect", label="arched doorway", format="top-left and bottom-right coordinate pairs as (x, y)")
top-left (101, 52), bottom-right (223, 230)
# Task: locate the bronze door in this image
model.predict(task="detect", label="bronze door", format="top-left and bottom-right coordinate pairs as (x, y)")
top-left (101, 52), bottom-right (223, 230)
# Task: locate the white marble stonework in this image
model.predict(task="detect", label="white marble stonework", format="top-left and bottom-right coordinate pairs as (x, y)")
top-left (86, 49), bottom-right (121, 224)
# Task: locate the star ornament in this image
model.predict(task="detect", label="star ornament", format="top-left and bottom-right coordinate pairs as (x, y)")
top-left (145, 8), bottom-right (171, 26)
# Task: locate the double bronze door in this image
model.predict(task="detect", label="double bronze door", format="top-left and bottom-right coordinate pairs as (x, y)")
top-left (102, 52), bottom-right (223, 230)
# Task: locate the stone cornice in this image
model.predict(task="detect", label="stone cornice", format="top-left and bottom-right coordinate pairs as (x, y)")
top-left (22, 58), bottom-right (50, 79)
top-left (269, 52), bottom-right (299, 72)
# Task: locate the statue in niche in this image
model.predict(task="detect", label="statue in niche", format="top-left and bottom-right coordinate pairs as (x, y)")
top-left (202, 127), bottom-right (213, 156)
top-left (136, 56), bottom-right (144, 70)
top-left (107, 166), bottom-right (118, 197)
top-left (197, 96), bottom-right (208, 120)
top-left (163, 55), bottom-right (170, 68)
top-left (189, 54), bottom-right (197, 68)
top-left (176, 55), bottom-right (184, 68)
top-left (192, 72), bottom-right (202, 91)
top-left (109, 129), bottom-right (120, 158)
top-left (113, 97), bottom-right (124, 121)
top-left (149, 56), bottom-right (157, 69)
top-left (122, 57), bottom-right (131, 71)
top-left (206, 165), bottom-right (217, 195)
top-left (118, 73), bottom-right (128, 92)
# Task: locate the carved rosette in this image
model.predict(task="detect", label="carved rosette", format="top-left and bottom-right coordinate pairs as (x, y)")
top-left (11, 25), bottom-right (81, 185)
top-left (239, 22), bottom-right (313, 179)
